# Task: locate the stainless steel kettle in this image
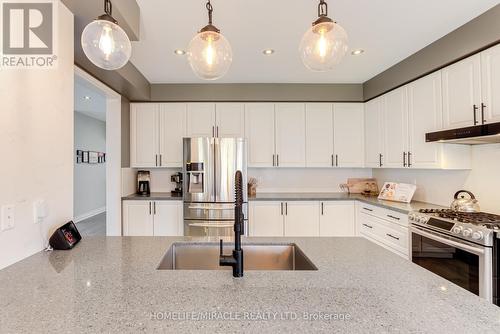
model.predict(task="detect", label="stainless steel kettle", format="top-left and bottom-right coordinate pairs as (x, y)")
top-left (450, 190), bottom-right (480, 213)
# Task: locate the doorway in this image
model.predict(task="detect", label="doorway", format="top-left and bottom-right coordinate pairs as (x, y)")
top-left (74, 67), bottom-right (122, 236)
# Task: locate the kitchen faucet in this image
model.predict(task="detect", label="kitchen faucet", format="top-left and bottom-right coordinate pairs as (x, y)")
top-left (219, 170), bottom-right (244, 277)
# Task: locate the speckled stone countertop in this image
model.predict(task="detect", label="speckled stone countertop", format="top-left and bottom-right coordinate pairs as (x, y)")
top-left (249, 193), bottom-right (447, 214)
top-left (122, 192), bottom-right (183, 201)
top-left (1, 237), bottom-right (499, 333)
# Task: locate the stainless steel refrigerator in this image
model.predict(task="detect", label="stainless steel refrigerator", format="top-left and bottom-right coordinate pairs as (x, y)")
top-left (183, 137), bottom-right (247, 237)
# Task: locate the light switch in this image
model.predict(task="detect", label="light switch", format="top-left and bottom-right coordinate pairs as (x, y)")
top-left (1, 205), bottom-right (15, 231)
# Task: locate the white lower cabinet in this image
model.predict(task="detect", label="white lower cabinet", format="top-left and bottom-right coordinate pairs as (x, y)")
top-left (319, 201), bottom-right (356, 237)
top-left (249, 201), bottom-right (284, 237)
top-left (357, 203), bottom-right (409, 259)
top-left (284, 202), bottom-right (320, 237)
top-left (249, 201), bottom-right (319, 237)
top-left (123, 200), bottom-right (183, 236)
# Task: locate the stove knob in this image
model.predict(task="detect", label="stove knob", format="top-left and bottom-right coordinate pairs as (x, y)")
top-left (471, 231), bottom-right (483, 241)
top-left (462, 228), bottom-right (473, 238)
top-left (451, 226), bottom-right (463, 234)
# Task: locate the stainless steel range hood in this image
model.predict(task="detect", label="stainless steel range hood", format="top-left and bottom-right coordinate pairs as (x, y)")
top-left (426, 122), bottom-right (500, 145)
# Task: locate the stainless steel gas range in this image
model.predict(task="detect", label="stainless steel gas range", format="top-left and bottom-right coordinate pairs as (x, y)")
top-left (409, 209), bottom-right (500, 305)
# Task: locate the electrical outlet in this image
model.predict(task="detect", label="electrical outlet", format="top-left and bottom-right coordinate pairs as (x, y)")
top-left (1, 205), bottom-right (15, 231)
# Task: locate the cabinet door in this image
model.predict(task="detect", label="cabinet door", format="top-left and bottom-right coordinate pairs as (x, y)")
top-left (154, 201), bottom-right (183, 236)
top-left (383, 87), bottom-right (408, 168)
top-left (159, 103), bottom-right (186, 167)
top-left (305, 103), bottom-right (334, 167)
top-left (481, 44), bottom-right (500, 123)
top-left (442, 54), bottom-right (481, 128)
top-left (130, 104), bottom-right (158, 168)
top-left (186, 103), bottom-right (216, 137)
top-left (245, 103), bottom-right (275, 167)
top-left (249, 202), bottom-right (283, 237)
top-left (364, 97), bottom-right (384, 168)
top-left (275, 103), bottom-right (306, 167)
top-left (216, 103), bottom-right (245, 137)
top-left (123, 201), bottom-right (153, 236)
top-left (408, 72), bottom-right (443, 169)
top-left (320, 201), bottom-right (355, 237)
top-left (333, 103), bottom-right (365, 167)
top-left (284, 202), bottom-right (320, 237)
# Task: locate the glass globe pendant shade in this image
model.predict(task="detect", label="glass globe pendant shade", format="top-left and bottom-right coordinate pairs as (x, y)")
top-left (81, 19), bottom-right (132, 70)
top-left (299, 21), bottom-right (349, 71)
top-left (187, 30), bottom-right (232, 80)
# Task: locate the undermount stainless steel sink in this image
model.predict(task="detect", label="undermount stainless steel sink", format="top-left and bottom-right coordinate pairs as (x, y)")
top-left (157, 243), bottom-right (317, 271)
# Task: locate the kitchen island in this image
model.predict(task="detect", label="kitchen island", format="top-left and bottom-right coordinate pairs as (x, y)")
top-left (0, 237), bottom-right (499, 333)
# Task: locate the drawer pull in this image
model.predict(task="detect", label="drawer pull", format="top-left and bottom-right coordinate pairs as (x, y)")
top-left (363, 207), bottom-right (374, 212)
top-left (387, 215), bottom-right (400, 221)
top-left (362, 224), bottom-right (373, 229)
top-left (386, 233), bottom-right (400, 241)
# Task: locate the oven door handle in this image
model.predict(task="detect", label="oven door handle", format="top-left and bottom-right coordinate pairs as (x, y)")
top-left (410, 226), bottom-right (485, 256)
top-left (187, 222), bottom-right (235, 228)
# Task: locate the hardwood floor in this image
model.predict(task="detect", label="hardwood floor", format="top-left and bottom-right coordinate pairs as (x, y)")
top-left (76, 212), bottom-right (106, 236)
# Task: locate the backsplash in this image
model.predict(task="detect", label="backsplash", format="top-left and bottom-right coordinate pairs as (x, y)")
top-left (122, 168), bottom-right (181, 195)
top-left (373, 144), bottom-right (500, 214)
top-left (248, 168), bottom-right (373, 193)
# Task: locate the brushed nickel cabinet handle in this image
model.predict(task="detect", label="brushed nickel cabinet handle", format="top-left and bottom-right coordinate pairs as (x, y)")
top-left (273, 154), bottom-right (275, 167)
top-left (387, 215), bottom-right (400, 221)
top-left (285, 202), bottom-right (288, 215)
top-left (379, 153), bottom-right (383, 167)
top-left (277, 155), bottom-right (279, 167)
top-left (407, 152), bottom-right (412, 167)
top-left (386, 233), bottom-right (400, 241)
top-left (281, 202), bottom-right (283, 215)
top-left (153, 202), bottom-right (156, 215)
top-left (362, 223), bottom-right (373, 229)
top-left (331, 154), bottom-right (334, 167)
top-left (363, 207), bottom-right (373, 212)
top-left (473, 105), bottom-right (479, 125)
top-left (403, 152), bottom-right (407, 167)
top-left (481, 103), bottom-right (486, 124)
top-left (149, 202), bottom-right (152, 215)
top-left (335, 154), bottom-right (338, 167)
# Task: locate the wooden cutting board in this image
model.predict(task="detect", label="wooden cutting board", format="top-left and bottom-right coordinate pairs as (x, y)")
top-left (345, 178), bottom-right (379, 194)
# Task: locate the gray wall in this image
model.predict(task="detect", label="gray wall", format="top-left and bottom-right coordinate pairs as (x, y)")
top-left (364, 4), bottom-right (500, 100)
top-left (149, 84), bottom-right (364, 102)
top-left (121, 96), bottom-right (131, 168)
top-left (74, 112), bottom-right (106, 218)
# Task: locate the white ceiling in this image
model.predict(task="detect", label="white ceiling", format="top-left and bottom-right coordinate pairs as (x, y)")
top-left (130, 0), bottom-right (499, 84)
top-left (74, 76), bottom-right (107, 121)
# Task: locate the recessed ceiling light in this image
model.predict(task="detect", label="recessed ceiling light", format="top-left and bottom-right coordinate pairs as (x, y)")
top-left (263, 49), bottom-right (275, 55)
top-left (351, 49), bottom-right (365, 56)
top-left (83, 96), bottom-right (91, 100)
top-left (174, 49), bottom-right (186, 55)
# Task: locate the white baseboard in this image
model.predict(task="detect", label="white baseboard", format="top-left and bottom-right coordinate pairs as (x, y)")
top-left (74, 206), bottom-right (106, 223)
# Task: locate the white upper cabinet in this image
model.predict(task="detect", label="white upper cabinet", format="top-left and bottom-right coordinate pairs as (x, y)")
top-left (305, 103), bottom-right (334, 167)
top-left (245, 103), bottom-right (276, 167)
top-left (383, 87), bottom-right (409, 168)
top-left (275, 103), bottom-right (306, 167)
top-left (186, 103), bottom-right (216, 137)
top-left (131, 103), bottom-right (159, 168)
top-left (407, 72), bottom-right (443, 169)
top-left (442, 54), bottom-right (482, 129)
top-left (481, 44), bottom-right (500, 123)
top-left (215, 103), bottom-right (245, 137)
top-left (333, 103), bottom-right (365, 167)
top-left (364, 97), bottom-right (384, 168)
top-left (158, 103), bottom-right (186, 167)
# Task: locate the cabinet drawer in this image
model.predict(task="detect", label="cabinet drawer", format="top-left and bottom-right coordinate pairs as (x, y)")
top-left (377, 220), bottom-right (409, 255)
top-left (358, 203), bottom-right (408, 227)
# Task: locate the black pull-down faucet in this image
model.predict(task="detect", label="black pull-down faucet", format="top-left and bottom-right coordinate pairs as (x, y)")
top-left (219, 170), bottom-right (244, 277)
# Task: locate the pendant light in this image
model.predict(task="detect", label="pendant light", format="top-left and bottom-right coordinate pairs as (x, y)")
top-left (81, 0), bottom-right (132, 70)
top-left (187, 0), bottom-right (232, 80)
top-left (299, 0), bottom-right (348, 71)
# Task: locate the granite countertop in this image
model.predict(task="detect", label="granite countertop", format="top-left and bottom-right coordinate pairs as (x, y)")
top-left (122, 192), bottom-right (183, 201)
top-left (1, 237), bottom-right (499, 333)
top-left (249, 192), bottom-right (448, 214)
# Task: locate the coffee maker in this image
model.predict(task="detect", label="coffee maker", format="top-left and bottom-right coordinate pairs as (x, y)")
top-left (171, 172), bottom-right (183, 195)
top-left (136, 170), bottom-right (151, 196)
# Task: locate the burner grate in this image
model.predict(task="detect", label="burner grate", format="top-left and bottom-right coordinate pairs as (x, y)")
top-left (419, 209), bottom-right (500, 229)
